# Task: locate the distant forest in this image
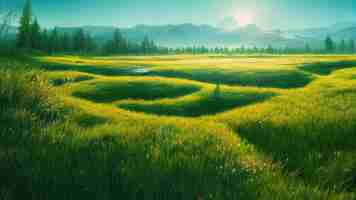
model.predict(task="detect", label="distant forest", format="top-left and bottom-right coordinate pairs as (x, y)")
top-left (2, 0), bottom-right (356, 56)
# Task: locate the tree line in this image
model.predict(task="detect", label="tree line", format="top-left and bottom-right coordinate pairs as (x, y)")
top-left (102, 30), bottom-right (169, 55)
top-left (11, 0), bottom-right (356, 56)
top-left (16, 0), bottom-right (166, 55)
top-left (325, 36), bottom-right (355, 54)
top-left (169, 38), bottom-right (355, 55)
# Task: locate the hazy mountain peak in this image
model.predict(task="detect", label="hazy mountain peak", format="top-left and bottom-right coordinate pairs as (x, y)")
top-left (239, 24), bottom-right (260, 32)
top-left (330, 21), bottom-right (356, 30)
top-left (218, 16), bottom-right (239, 31)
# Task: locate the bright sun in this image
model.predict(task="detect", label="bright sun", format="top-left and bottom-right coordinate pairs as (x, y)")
top-left (234, 11), bottom-right (254, 26)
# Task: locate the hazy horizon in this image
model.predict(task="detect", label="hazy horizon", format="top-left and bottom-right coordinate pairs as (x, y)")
top-left (4, 0), bottom-right (356, 30)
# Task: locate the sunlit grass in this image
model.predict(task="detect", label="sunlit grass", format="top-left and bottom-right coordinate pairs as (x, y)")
top-left (42, 54), bottom-right (356, 194)
top-left (2, 54), bottom-right (356, 199)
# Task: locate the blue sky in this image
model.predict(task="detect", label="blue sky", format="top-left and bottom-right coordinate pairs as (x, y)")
top-left (4, 0), bottom-right (356, 29)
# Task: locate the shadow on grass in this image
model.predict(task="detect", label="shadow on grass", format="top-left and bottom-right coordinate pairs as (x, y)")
top-left (41, 63), bottom-right (152, 76)
top-left (235, 115), bottom-right (356, 190)
top-left (299, 61), bottom-right (356, 75)
top-left (49, 75), bottom-right (94, 86)
top-left (41, 63), bottom-right (314, 89)
top-left (73, 113), bottom-right (109, 128)
top-left (119, 91), bottom-right (277, 117)
top-left (72, 80), bottom-right (202, 103)
top-left (147, 70), bottom-right (314, 89)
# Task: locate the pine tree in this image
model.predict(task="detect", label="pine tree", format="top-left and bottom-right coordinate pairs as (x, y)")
top-left (85, 32), bottom-right (96, 53)
top-left (325, 36), bottom-right (335, 53)
top-left (339, 39), bottom-right (346, 53)
top-left (348, 39), bottom-right (355, 53)
top-left (49, 28), bottom-right (59, 53)
top-left (253, 46), bottom-right (258, 53)
top-left (214, 47), bottom-right (219, 54)
top-left (149, 40), bottom-right (156, 54)
top-left (61, 32), bottom-right (71, 52)
top-left (30, 18), bottom-right (41, 49)
top-left (284, 46), bottom-right (290, 54)
top-left (266, 44), bottom-right (274, 54)
top-left (103, 40), bottom-right (114, 55)
top-left (113, 29), bottom-right (123, 53)
top-left (240, 45), bottom-right (245, 54)
top-left (103, 29), bottom-right (128, 55)
top-left (112, 29), bottom-right (119, 52)
top-left (305, 43), bottom-right (311, 53)
top-left (73, 28), bottom-right (86, 53)
top-left (40, 29), bottom-right (49, 53)
top-left (141, 36), bottom-right (150, 54)
top-left (17, 0), bottom-right (32, 49)
top-left (120, 37), bottom-right (128, 54)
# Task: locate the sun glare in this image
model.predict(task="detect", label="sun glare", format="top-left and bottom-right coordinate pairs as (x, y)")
top-left (234, 11), bottom-right (254, 26)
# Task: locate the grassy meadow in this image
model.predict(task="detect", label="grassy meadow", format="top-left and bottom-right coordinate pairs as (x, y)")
top-left (1, 54), bottom-right (356, 199)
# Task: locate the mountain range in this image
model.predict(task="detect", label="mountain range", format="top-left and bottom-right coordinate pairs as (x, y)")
top-left (7, 22), bottom-right (356, 49)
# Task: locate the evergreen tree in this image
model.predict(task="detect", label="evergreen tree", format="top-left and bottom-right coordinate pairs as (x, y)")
top-left (266, 44), bottom-right (274, 54)
top-left (121, 37), bottom-right (129, 54)
top-left (103, 29), bottom-right (129, 55)
top-left (214, 47), bottom-right (219, 54)
top-left (325, 36), bottom-right (335, 53)
top-left (305, 43), bottom-right (311, 53)
top-left (49, 28), bottom-right (60, 53)
top-left (339, 39), bottom-right (346, 53)
top-left (17, 0), bottom-right (32, 48)
top-left (113, 29), bottom-right (123, 53)
top-left (61, 32), bottom-right (71, 52)
top-left (73, 28), bottom-right (86, 53)
top-left (141, 36), bottom-right (150, 54)
top-left (30, 18), bottom-right (41, 49)
top-left (103, 40), bottom-right (114, 55)
top-left (85, 32), bottom-right (96, 53)
top-left (40, 29), bottom-right (49, 53)
top-left (240, 45), bottom-right (245, 54)
top-left (284, 46), bottom-right (290, 54)
top-left (149, 40), bottom-right (156, 54)
top-left (253, 46), bottom-right (258, 53)
top-left (348, 39), bottom-right (355, 53)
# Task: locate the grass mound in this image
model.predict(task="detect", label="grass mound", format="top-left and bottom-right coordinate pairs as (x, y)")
top-left (299, 61), bottom-right (356, 75)
top-left (119, 87), bottom-right (276, 117)
top-left (72, 112), bottom-right (109, 127)
top-left (331, 68), bottom-right (356, 80)
top-left (222, 85), bottom-right (356, 192)
top-left (71, 77), bottom-right (201, 103)
top-left (0, 64), bottom-right (261, 199)
top-left (148, 69), bottom-right (314, 89)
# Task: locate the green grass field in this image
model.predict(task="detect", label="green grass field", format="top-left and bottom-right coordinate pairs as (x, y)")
top-left (2, 54), bottom-right (356, 199)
